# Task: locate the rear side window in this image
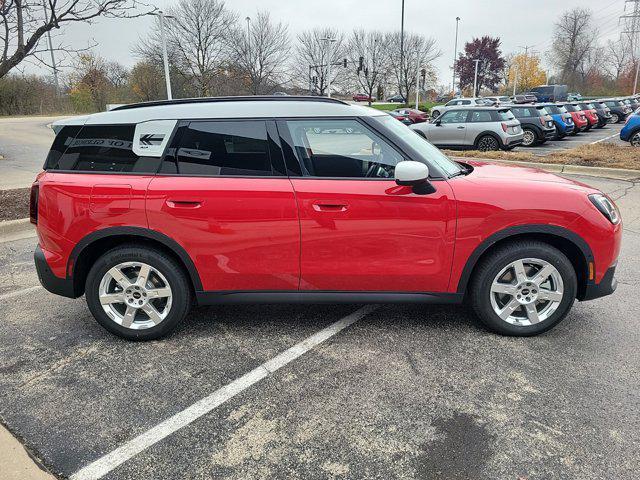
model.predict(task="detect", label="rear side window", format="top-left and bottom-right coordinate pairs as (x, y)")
top-left (171, 121), bottom-right (274, 176)
top-left (468, 110), bottom-right (493, 122)
top-left (440, 110), bottom-right (469, 123)
top-left (44, 125), bottom-right (81, 170)
top-left (46, 124), bottom-right (161, 173)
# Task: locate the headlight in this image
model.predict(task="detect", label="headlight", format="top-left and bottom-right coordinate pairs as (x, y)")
top-left (589, 194), bottom-right (620, 224)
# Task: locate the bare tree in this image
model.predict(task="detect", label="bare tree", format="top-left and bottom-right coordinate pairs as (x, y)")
top-left (136, 0), bottom-right (236, 97)
top-left (294, 27), bottom-right (346, 96)
top-left (229, 11), bottom-right (289, 95)
top-left (385, 32), bottom-right (441, 102)
top-left (105, 60), bottom-right (128, 89)
top-left (348, 30), bottom-right (388, 104)
top-left (605, 37), bottom-right (633, 82)
top-left (550, 7), bottom-right (598, 89)
top-left (0, 0), bottom-right (152, 78)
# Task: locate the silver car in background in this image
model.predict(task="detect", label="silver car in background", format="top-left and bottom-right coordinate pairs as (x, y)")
top-left (410, 106), bottom-right (523, 151)
top-left (430, 97), bottom-right (490, 119)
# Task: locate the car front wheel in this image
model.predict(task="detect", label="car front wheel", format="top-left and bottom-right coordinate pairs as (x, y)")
top-left (431, 109), bottom-right (440, 118)
top-left (85, 245), bottom-right (192, 340)
top-left (470, 241), bottom-right (577, 336)
top-left (476, 135), bottom-right (500, 151)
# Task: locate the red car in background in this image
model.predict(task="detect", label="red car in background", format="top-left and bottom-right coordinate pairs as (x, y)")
top-left (391, 108), bottom-right (429, 124)
top-left (562, 103), bottom-right (589, 134)
top-left (575, 103), bottom-right (599, 130)
top-left (353, 93), bottom-right (375, 102)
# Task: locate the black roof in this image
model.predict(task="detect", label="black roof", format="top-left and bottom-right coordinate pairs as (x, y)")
top-left (111, 95), bottom-right (348, 112)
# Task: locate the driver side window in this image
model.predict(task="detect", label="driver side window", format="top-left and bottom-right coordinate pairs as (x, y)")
top-left (283, 120), bottom-right (404, 178)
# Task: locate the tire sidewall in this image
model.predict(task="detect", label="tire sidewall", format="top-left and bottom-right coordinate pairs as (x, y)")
top-left (471, 243), bottom-right (577, 336)
top-left (85, 246), bottom-right (190, 340)
top-left (477, 135), bottom-right (499, 151)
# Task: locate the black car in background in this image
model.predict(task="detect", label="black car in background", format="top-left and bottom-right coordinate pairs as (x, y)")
top-left (601, 99), bottom-right (632, 123)
top-left (506, 104), bottom-right (556, 146)
top-left (624, 97), bottom-right (640, 111)
top-left (591, 101), bottom-right (612, 127)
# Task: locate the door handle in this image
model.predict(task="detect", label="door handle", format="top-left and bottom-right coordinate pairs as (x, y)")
top-left (457, 126), bottom-right (465, 129)
top-left (166, 199), bottom-right (203, 209)
top-left (312, 203), bottom-right (348, 212)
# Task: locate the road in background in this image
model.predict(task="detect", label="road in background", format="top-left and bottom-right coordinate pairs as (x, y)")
top-left (0, 116), bottom-right (65, 190)
top-left (0, 174), bottom-right (638, 479)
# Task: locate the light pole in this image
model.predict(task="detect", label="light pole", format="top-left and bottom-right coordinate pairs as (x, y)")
top-left (42, 0), bottom-right (59, 94)
top-left (513, 66), bottom-right (518, 96)
top-left (150, 11), bottom-right (175, 100)
top-left (245, 16), bottom-right (251, 42)
top-left (400, 0), bottom-right (405, 100)
top-left (321, 37), bottom-right (337, 97)
top-left (473, 59), bottom-right (480, 97)
top-left (415, 49), bottom-right (421, 108)
top-left (452, 16), bottom-right (460, 96)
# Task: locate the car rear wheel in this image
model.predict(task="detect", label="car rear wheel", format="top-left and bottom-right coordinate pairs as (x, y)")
top-left (431, 109), bottom-right (440, 118)
top-left (610, 113), bottom-right (620, 124)
top-left (469, 241), bottom-right (577, 336)
top-left (476, 135), bottom-right (500, 151)
top-left (521, 128), bottom-right (537, 147)
top-left (631, 132), bottom-right (640, 147)
top-left (85, 245), bottom-right (191, 340)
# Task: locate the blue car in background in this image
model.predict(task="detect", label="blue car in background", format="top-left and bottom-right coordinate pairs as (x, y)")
top-left (620, 109), bottom-right (640, 147)
top-left (541, 103), bottom-right (575, 138)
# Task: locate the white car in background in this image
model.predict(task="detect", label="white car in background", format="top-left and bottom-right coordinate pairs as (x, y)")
top-left (430, 97), bottom-right (491, 119)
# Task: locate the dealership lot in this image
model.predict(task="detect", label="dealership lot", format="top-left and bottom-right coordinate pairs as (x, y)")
top-left (1, 173), bottom-right (639, 479)
top-left (522, 122), bottom-right (627, 156)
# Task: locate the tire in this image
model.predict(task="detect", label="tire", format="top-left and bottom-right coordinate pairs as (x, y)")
top-left (85, 245), bottom-right (192, 341)
top-left (631, 131), bottom-right (640, 147)
top-left (610, 113), bottom-right (620, 124)
top-left (476, 135), bottom-right (500, 152)
top-left (469, 241), bottom-right (577, 336)
top-left (415, 130), bottom-right (427, 139)
top-left (521, 128), bottom-right (537, 147)
top-left (431, 109), bottom-right (441, 119)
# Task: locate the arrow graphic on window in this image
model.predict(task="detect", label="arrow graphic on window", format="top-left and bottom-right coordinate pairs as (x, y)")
top-left (140, 134), bottom-right (164, 145)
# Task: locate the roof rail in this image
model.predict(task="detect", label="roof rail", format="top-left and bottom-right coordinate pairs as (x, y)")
top-left (111, 95), bottom-right (349, 111)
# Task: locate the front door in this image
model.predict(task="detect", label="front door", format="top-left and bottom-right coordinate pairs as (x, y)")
top-left (146, 120), bottom-right (300, 292)
top-left (277, 118), bottom-right (456, 293)
top-left (428, 110), bottom-right (469, 146)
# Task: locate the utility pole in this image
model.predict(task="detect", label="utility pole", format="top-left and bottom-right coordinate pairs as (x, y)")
top-left (513, 67), bottom-right (518, 96)
top-left (42, 0), bottom-right (59, 93)
top-left (415, 50), bottom-right (421, 108)
top-left (621, 0), bottom-right (640, 94)
top-left (452, 16), bottom-right (460, 96)
top-left (473, 59), bottom-right (480, 97)
top-left (151, 11), bottom-right (175, 100)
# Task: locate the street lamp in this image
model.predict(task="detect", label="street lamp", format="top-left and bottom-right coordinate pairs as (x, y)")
top-left (245, 16), bottom-right (251, 42)
top-left (321, 37), bottom-right (337, 98)
top-left (452, 16), bottom-right (460, 96)
top-left (149, 11), bottom-right (176, 100)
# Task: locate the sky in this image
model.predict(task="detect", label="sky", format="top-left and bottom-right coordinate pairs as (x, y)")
top-left (27, 0), bottom-right (631, 86)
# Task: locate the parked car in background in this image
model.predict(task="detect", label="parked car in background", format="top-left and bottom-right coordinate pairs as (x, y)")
top-left (620, 110), bottom-right (640, 146)
top-left (272, 92), bottom-right (289, 96)
top-left (506, 104), bottom-right (556, 146)
top-left (353, 93), bottom-right (375, 102)
top-left (386, 110), bottom-right (413, 125)
top-left (591, 101), bottom-right (613, 127)
top-left (512, 94), bottom-right (538, 104)
top-left (540, 103), bottom-right (574, 139)
top-left (602, 99), bottom-right (632, 123)
top-left (484, 96), bottom-right (511, 105)
top-left (386, 94), bottom-right (407, 103)
top-left (392, 108), bottom-right (429, 124)
top-left (530, 85), bottom-right (568, 102)
top-left (561, 103), bottom-right (589, 133)
top-left (623, 97), bottom-right (640, 111)
top-left (430, 97), bottom-right (489, 119)
top-left (410, 106), bottom-right (523, 151)
top-left (575, 103), bottom-right (599, 130)
top-left (568, 92), bottom-right (582, 101)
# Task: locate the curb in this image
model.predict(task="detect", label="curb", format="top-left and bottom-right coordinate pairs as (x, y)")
top-left (455, 157), bottom-right (640, 181)
top-left (0, 218), bottom-right (35, 243)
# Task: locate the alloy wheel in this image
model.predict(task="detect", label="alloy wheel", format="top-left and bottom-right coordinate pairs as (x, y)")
top-left (611, 113), bottom-right (619, 123)
top-left (522, 130), bottom-right (535, 146)
top-left (477, 136), bottom-right (499, 152)
top-left (489, 258), bottom-right (564, 326)
top-left (98, 261), bottom-right (173, 330)
top-left (631, 132), bottom-right (640, 147)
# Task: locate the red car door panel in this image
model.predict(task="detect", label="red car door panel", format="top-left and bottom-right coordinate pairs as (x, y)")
top-left (292, 179), bottom-right (456, 292)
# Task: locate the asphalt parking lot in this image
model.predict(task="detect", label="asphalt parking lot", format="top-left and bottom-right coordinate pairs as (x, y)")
top-left (1, 173), bottom-right (639, 480)
top-left (518, 123), bottom-right (627, 156)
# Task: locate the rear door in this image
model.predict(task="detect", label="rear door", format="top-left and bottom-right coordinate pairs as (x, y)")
top-left (429, 110), bottom-right (469, 146)
top-left (146, 120), bottom-right (300, 292)
top-left (277, 117), bottom-right (456, 293)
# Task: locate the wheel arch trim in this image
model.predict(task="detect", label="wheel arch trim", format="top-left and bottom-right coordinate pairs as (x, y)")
top-left (474, 131), bottom-right (502, 147)
top-left (456, 224), bottom-right (594, 294)
top-left (68, 226), bottom-right (203, 293)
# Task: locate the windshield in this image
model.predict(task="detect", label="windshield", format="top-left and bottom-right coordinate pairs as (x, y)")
top-left (375, 115), bottom-right (463, 178)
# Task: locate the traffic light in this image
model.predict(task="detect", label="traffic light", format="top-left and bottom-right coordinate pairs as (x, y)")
top-left (343, 58), bottom-right (347, 68)
top-left (357, 56), bottom-right (364, 73)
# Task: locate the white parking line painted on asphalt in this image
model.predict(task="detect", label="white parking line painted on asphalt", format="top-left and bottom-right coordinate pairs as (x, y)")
top-left (70, 304), bottom-right (379, 480)
top-left (592, 132), bottom-right (620, 144)
top-left (0, 285), bottom-right (41, 301)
